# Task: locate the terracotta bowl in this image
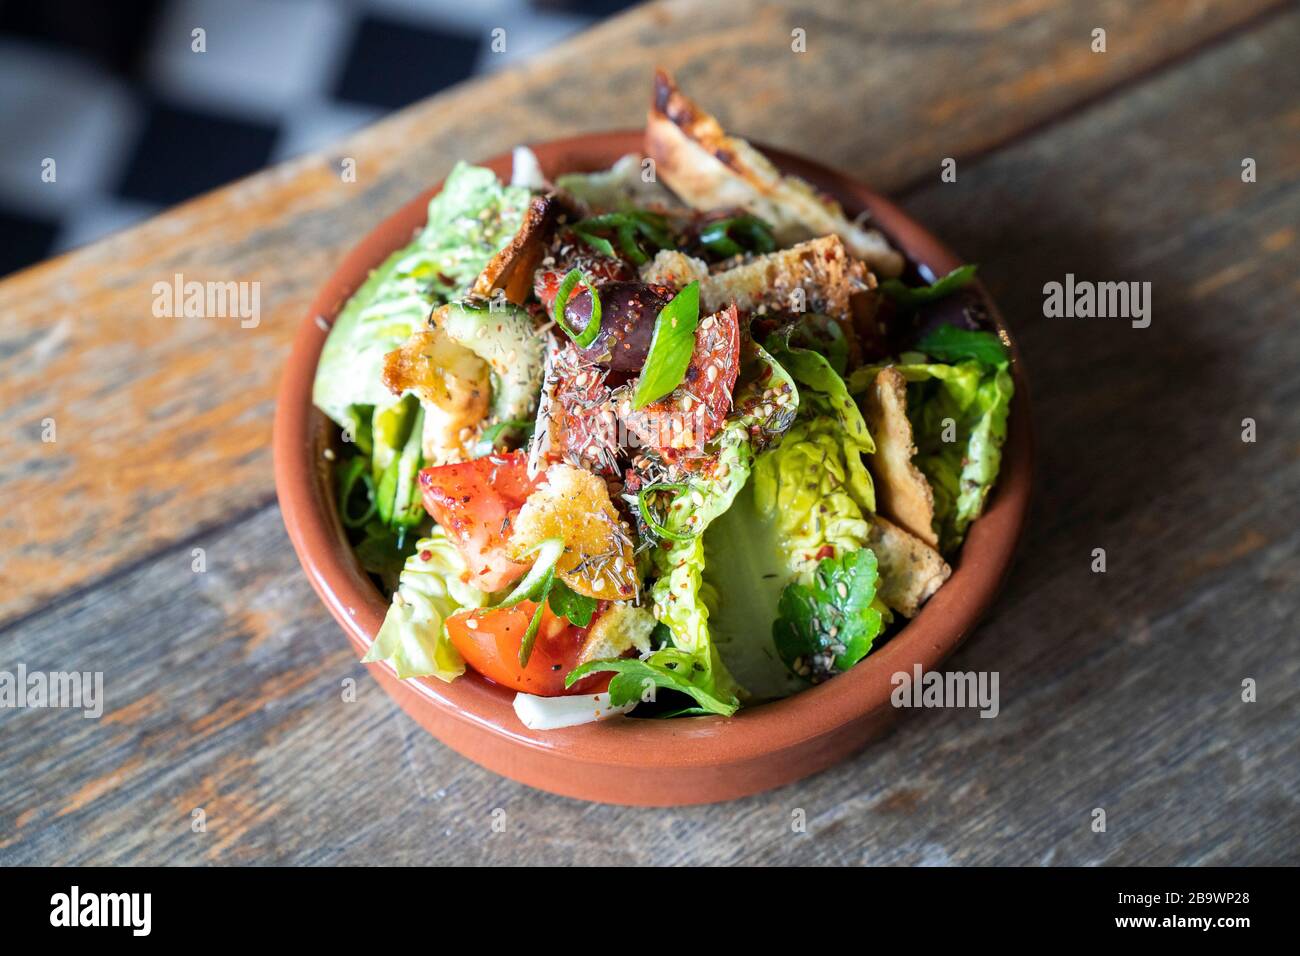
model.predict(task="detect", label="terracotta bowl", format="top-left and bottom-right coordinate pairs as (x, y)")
top-left (274, 130), bottom-right (1033, 806)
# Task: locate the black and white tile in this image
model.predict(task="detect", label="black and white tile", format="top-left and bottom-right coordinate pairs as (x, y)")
top-left (0, 0), bottom-right (640, 277)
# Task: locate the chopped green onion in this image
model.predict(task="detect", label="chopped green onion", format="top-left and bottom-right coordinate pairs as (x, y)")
top-left (552, 268), bottom-right (603, 349)
top-left (338, 456), bottom-right (377, 529)
top-left (573, 212), bottom-right (674, 265)
top-left (573, 228), bottom-right (617, 259)
top-left (699, 215), bottom-right (776, 258)
top-left (637, 482), bottom-right (697, 542)
top-left (517, 566), bottom-right (555, 667)
top-left (496, 538), bottom-right (565, 610)
top-left (455, 538), bottom-right (564, 668)
top-left (631, 280), bottom-right (700, 409)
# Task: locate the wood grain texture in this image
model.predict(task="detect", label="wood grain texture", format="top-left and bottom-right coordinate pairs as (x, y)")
top-left (1, 5), bottom-right (1297, 865)
top-left (0, 0), bottom-right (1286, 624)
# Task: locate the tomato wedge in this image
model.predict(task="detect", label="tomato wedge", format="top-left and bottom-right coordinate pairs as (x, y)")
top-left (418, 451), bottom-right (542, 592)
top-left (445, 601), bottom-right (610, 696)
top-left (620, 302), bottom-right (740, 459)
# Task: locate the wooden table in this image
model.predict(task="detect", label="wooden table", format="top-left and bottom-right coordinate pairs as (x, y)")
top-left (2, 0), bottom-right (1296, 865)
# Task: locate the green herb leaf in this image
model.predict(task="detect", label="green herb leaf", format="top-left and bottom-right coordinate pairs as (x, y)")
top-left (915, 325), bottom-right (1010, 366)
top-left (637, 482), bottom-right (696, 542)
top-left (773, 548), bottom-right (884, 679)
top-left (551, 268), bottom-right (603, 349)
top-left (880, 264), bottom-right (978, 309)
top-left (547, 579), bottom-right (598, 627)
top-left (698, 214), bottom-right (776, 259)
top-left (564, 657), bottom-right (739, 716)
top-left (632, 280), bottom-right (700, 409)
top-left (474, 418), bottom-right (535, 457)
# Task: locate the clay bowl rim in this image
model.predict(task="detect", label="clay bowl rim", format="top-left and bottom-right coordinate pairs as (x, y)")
top-left (273, 129), bottom-right (1033, 770)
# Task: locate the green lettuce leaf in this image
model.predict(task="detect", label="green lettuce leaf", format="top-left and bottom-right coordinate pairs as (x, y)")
top-left (555, 154), bottom-right (682, 214)
top-left (643, 430), bottom-right (753, 709)
top-left (915, 325), bottom-right (1009, 366)
top-left (880, 264), bottom-right (978, 309)
top-left (703, 415), bottom-right (886, 699)
top-left (364, 527), bottom-right (490, 680)
top-left (850, 352), bottom-right (1013, 552)
top-left (766, 327), bottom-right (875, 513)
top-left (313, 162), bottom-right (529, 427)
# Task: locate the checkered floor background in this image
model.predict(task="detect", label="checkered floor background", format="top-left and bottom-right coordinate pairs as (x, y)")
top-left (0, 0), bottom-right (639, 278)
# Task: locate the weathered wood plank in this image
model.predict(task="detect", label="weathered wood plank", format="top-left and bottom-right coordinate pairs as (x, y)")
top-left (0, 0), bottom-right (1285, 623)
top-left (3, 8), bottom-right (1299, 863)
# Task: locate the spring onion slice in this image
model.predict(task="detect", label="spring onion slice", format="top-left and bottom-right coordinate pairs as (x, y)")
top-left (495, 537), bottom-right (564, 609)
top-left (338, 456), bottom-right (377, 529)
top-left (631, 280), bottom-right (700, 409)
top-left (451, 538), bottom-right (563, 667)
top-left (517, 567), bottom-right (554, 667)
top-left (699, 215), bottom-right (776, 258)
top-left (637, 482), bottom-right (696, 542)
top-left (552, 268), bottom-right (603, 349)
top-left (573, 212), bottom-right (673, 265)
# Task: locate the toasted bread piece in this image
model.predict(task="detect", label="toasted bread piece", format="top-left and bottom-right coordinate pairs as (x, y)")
top-left (381, 327), bottom-right (491, 462)
top-left (577, 603), bottom-right (656, 666)
top-left (639, 249), bottom-right (710, 288)
top-left (645, 69), bottom-right (904, 278)
top-left (866, 514), bottom-right (951, 618)
top-left (471, 194), bottom-right (561, 305)
top-left (863, 368), bottom-right (939, 548)
top-left (509, 462), bottom-right (638, 601)
top-left (698, 235), bottom-right (869, 324)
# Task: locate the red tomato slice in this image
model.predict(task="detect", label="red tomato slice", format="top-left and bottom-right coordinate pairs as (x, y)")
top-left (446, 601), bottom-right (611, 696)
top-left (418, 451), bottom-right (542, 592)
top-left (620, 302), bottom-right (740, 459)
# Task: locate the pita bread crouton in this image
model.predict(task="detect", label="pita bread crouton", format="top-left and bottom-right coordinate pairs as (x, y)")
top-left (863, 367), bottom-right (939, 548)
top-left (381, 327), bottom-right (491, 463)
top-left (645, 68), bottom-right (904, 278)
top-left (866, 514), bottom-right (951, 618)
top-left (471, 193), bottom-right (561, 305)
top-left (699, 235), bottom-right (871, 323)
top-left (639, 249), bottom-right (710, 288)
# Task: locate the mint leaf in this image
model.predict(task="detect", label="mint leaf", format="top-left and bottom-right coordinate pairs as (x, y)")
top-left (880, 264), bottom-right (978, 309)
top-left (773, 548), bottom-right (883, 681)
top-left (547, 580), bottom-right (597, 627)
top-left (915, 325), bottom-right (1009, 366)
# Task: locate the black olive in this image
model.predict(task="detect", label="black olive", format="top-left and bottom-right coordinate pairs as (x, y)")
top-left (563, 281), bottom-right (674, 373)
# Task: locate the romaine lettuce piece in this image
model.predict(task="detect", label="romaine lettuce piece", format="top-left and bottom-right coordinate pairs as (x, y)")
top-left (363, 527), bottom-right (489, 681)
top-left (765, 328), bottom-right (876, 513)
top-left (313, 162), bottom-right (530, 427)
top-left (849, 348), bottom-right (1013, 552)
top-left (703, 416), bottom-right (884, 699)
top-left (641, 429), bottom-right (754, 709)
top-left (555, 153), bottom-right (682, 214)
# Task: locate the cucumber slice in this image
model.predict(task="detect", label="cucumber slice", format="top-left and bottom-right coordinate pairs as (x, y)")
top-left (441, 300), bottom-right (546, 424)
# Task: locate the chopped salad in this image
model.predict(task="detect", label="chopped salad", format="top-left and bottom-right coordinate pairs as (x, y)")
top-left (312, 70), bottom-right (1014, 729)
